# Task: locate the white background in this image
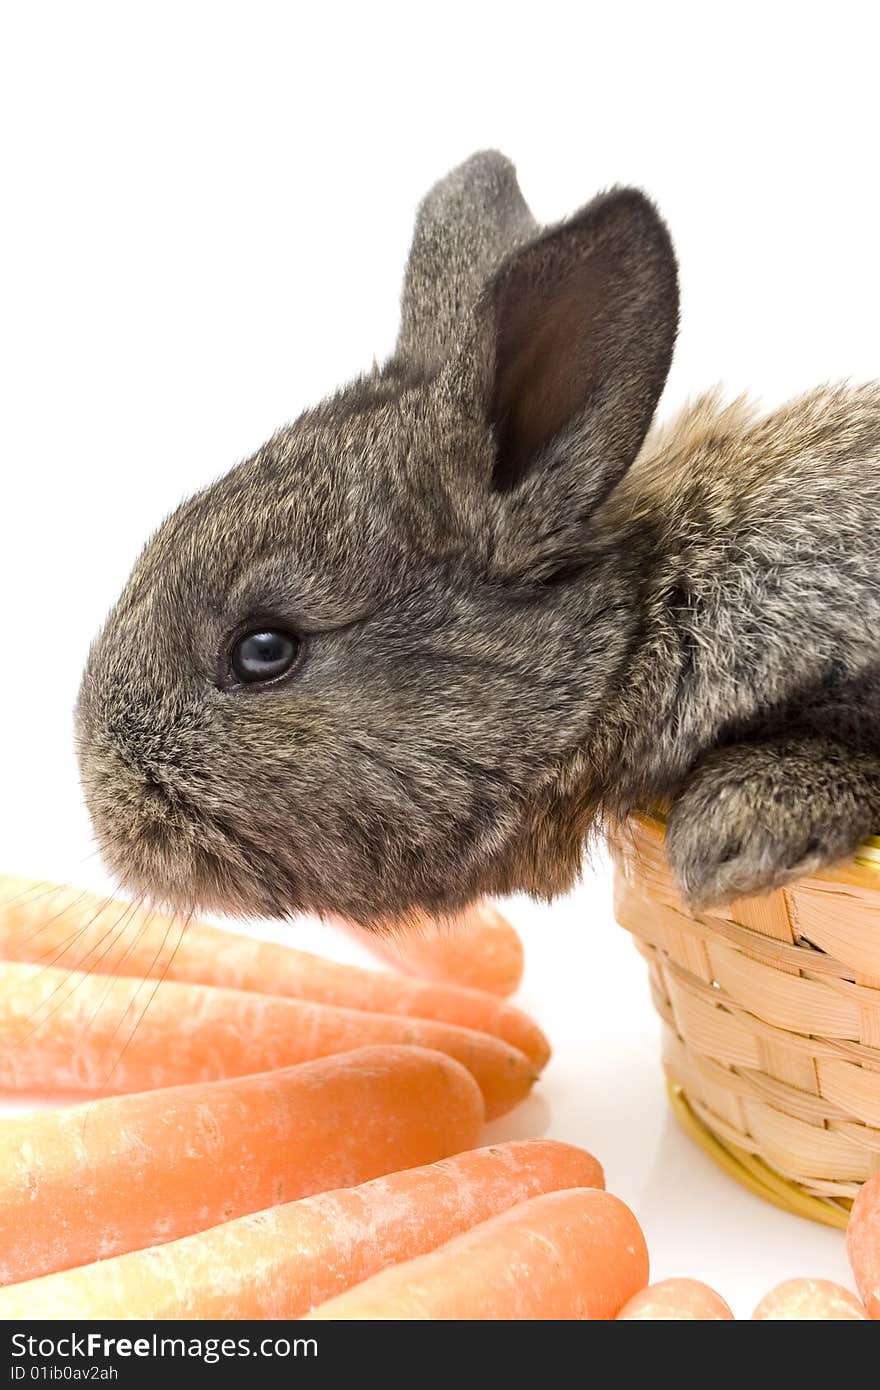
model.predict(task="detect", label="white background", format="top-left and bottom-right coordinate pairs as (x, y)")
top-left (1, 2), bottom-right (875, 1316)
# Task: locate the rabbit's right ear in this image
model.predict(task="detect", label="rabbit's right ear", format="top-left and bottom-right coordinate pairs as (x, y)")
top-left (469, 188), bottom-right (679, 578)
top-left (394, 151), bottom-right (537, 369)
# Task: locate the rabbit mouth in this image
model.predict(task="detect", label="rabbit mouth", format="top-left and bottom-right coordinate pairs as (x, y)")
top-left (188, 806), bottom-right (303, 919)
top-left (148, 797), bottom-right (303, 919)
top-left (86, 758), bottom-right (303, 919)
top-left (110, 814), bottom-right (301, 919)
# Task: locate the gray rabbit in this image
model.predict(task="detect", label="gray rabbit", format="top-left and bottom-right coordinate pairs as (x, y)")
top-left (76, 151), bottom-right (880, 925)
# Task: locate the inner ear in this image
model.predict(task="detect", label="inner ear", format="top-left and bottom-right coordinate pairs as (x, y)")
top-left (490, 256), bottom-right (612, 490)
top-left (482, 189), bottom-right (679, 498)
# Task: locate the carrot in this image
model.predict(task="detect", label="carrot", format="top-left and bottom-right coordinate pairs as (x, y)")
top-left (0, 961), bottom-right (534, 1118)
top-left (847, 1169), bottom-right (880, 1318)
top-left (0, 1044), bottom-right (482, 1287)
top-left (0, 877), bottom-right (548, 1066)
top-left (617, 1278), bottom-right (734, 1319)
top-left (0, 1140), bottom-right (604, 1320)
top-left (752, 1279), bottom-right (867, 1319)
top-left (306, 1187), bottom-right (648, 1320)
top-left (358, 900), bottom-right (524, 997)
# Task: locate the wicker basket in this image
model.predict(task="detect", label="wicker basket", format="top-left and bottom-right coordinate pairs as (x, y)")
top-left (611, 813), bottom-right (880, 1229)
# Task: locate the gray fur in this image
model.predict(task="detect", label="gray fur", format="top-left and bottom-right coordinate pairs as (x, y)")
top-left (76, 151), bottom-right (880, 924)
top-left (393, 151), bottom-right (537, 369)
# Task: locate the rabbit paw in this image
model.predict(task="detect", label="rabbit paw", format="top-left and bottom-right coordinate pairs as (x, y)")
top-left (665, 746), bottom-right (862, 908)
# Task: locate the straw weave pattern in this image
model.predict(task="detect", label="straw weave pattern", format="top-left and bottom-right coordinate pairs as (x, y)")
top-left (612, 814), bottom-right (880, 1203)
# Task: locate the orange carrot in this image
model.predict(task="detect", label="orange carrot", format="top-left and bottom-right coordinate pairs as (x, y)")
top-left (617, 1278), bottom-right (734, 1320)
top-left (0, 1045), bottom-right (481, 1287)
top-left (752, 1279), bottom-right (867, 1319)
top-left (359, 900), bottom-right (524, 997)
top-left (0, 1140), bottom-right (604, 1320)
top-left (0, 877), bottom-right (548, 1066)
top-left (847, 1169), bottom-right (880, 1318)
top-left (0, 961), bottom-right (534, 1118)
top-left (306, 1187), bottom-right (648, 1320)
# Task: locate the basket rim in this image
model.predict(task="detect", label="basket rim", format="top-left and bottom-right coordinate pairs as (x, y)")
top-left (633, 811), bottom-right (880, 889)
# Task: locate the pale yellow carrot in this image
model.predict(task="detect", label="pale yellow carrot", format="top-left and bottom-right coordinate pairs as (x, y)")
top-left (0, 1140), bottom-right (604, 1319)
top-left (617, 1278), bottom-right (734, 1319)
top-left (752, 1279), bottom-right (867, 1319)
top-left (306, 1188), bottom-right (648, 1320)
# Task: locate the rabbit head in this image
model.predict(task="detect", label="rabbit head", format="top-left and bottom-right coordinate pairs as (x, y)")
top-left (76, 152), bottom-right (678, 924)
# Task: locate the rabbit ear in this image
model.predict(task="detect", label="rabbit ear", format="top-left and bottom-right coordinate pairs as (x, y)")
top-left (476, 188), bottom-right (678, 575)
top-left (394, 151), bottom-right (537, 369)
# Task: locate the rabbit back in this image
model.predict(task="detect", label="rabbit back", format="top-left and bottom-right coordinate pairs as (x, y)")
top-left (591, 384), bottom-right (880, 802)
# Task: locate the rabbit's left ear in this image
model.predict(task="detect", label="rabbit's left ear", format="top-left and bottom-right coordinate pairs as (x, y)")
top-left (394, 151), bottom-right (537, 370)
top-left (471, 188), bottom-right (678, 577)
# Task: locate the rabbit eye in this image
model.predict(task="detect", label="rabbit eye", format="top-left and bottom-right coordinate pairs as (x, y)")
top-left (230, 629), bottom-right (300, 685)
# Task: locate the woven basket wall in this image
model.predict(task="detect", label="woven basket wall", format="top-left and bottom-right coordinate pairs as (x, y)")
top-left (611, 813), bottom-right (880, 1228)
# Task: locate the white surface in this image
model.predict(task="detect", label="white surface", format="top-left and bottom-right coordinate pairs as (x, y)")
top-left (1, 1), bottom-right (875, 1318)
